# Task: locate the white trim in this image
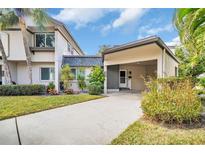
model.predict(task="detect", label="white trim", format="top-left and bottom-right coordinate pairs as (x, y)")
top-left (35, 32), bottom-right (55, 48)
top-left (119, 69), bottom-right (128, 88)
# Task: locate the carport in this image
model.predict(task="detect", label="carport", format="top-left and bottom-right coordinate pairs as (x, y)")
top-left (102, 36), bottom-right (179, 94)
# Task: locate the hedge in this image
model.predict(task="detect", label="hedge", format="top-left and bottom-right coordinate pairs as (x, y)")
top-left (0, 84), bottom-right (46, 96)
top-left (141, 78), bottom-right (202, 123)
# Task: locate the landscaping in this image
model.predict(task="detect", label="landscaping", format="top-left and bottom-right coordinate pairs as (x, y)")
top-left (112, 78), bottom-right (205, 145)
top-left (111, 119), bottom-right (205, 145)
top-left (0, 94), bottom-right (103, 120)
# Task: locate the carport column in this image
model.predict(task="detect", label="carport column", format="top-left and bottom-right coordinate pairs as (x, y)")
top-left (157, 55), bottom-right (163, 78)
top-left (104, 64), bottom-right (107, 94)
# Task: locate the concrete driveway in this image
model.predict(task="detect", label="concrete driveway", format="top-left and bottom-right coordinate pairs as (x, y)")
top-left (0, 93), bottom-right (142, 145)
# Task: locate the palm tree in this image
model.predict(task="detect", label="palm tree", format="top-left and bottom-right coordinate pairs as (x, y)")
top-left (0, 9), bottom-right (49, 84)
top-left (0, 11), bottom-right (19, 84)
top-left (174, 8), bottom-right (205, 54)
top-left (174, 8), bottom-right (205, 79)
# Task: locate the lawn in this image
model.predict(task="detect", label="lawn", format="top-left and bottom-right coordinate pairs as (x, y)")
top-left (111, 119), bottom-right (205, 145)
top-left (0, 94), bottom-right (103, 120)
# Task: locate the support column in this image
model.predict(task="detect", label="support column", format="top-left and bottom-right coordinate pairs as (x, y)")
top-left (104, 64), bottom-right (107, 94)
top-left (157, 57), bottom-right (163, 78)
top-left (54, 61), bottom-right (60, 93)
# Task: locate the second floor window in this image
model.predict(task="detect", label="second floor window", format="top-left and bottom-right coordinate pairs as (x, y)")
top-left (35, 33), bottom-right (55, 48)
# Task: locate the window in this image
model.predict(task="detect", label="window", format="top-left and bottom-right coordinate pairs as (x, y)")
top-left (40, 67), bottom-right (55, 81)
top-left (71, 68), bottom-right (77, 80)
top-left (35, 33), bottom-right (55, 47)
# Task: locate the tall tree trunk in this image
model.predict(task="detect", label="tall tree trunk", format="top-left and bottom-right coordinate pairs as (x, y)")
top-left (0, 38), bottom-right (12, 84)
top-left (19, 18), bottom-right (33, 84)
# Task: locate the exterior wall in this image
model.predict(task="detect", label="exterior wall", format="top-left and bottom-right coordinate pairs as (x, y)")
top-left (31, 52), bottom-right (55, 62)
top-left (0, 32), bottom-right (9, 57)
top-left (32, 62), bottom-right (55, 85)
top-left (164, 52), bottom-right (178, 77)
top-left (54, 31), bottom-right (69, 91)
top-left (57, 27), bottom-right (83, 56)
top-left (120, 64), bottom-right (146, 91)
top-left (5, 31), bottom-right (26, 61)
top-left (54, 31), bottom-right (82, 91)
top-left (8, 61), bottom-right (17, 83)
top-left (16, 62), bottom-right (54, 85)
top-left (16, 62), bottom-right (30, 84)
top-left (104, 44), bottom-right (162, 66)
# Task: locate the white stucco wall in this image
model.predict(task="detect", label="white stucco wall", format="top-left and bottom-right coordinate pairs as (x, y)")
top-left (8, 61), bottom-right (17, 83)
top-left (31, 52), bottom-right (55, 62)
top-left (5, 31), bottom-right (26, 61)
top-left (32, 62), bottom-right (55, 85)
top-left (164, 52), bottom-right (179, 77)
top-left (0, 32), bottom-right (9, 57)
top-left (16, 62), bottom-right (54, 85)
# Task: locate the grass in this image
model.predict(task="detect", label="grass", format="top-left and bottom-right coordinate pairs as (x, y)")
top-left (111, 119), bottom-right (205, 145)
top-left (0, 94), bottom-right (103, 120)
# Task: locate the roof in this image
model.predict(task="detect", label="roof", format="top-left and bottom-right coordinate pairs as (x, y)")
top-left (62, 56), bottom-right (103, 67)
top-left (102, 36), bottom-right (179, 63)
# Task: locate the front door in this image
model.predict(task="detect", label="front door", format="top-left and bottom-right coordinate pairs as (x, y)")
top-left (119, 70), bottom-right (127, 88)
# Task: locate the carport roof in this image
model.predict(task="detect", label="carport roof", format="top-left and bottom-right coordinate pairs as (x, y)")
top-left (102, 36), bottom-right (179, 63)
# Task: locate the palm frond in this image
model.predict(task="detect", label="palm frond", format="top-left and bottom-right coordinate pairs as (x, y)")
top-left (31, 8), bottom-right (50, 31)
top-left (0, 11), bottom-right (18, 30)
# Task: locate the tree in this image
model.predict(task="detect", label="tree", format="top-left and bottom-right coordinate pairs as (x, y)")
top-left (88, 66), bottom-right (105, 86)
top-left (60, 65), bottom-right (74, 90)
top-left (0, 11), bottom-right (19, 84)
top-left (77, 67), bottom-right (86, 91)
top-left (97, 45), bottom-right (110, 56)
top-left (174, 9), bottom-right (205, 80)
top-left (0, 9), bottom-right (49, 84)
top-left (174, 9), bottom-right (205, 54)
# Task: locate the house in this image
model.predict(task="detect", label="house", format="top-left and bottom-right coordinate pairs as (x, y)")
top-left (103, 36), bottom-right (179, 94)
top-left (0, 18), bottom-right (84, 92)
top-left (0, 17), bottom-right (179, 93)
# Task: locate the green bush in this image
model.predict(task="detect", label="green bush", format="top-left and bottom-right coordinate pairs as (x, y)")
top-left (88, 66), bottom-right (105, 86)
top-left (77, 67), bottom-right (86, 91)
top-left (88, 66), bottom-right (105, 94)
top-left (0, 84), bottom-right (46, 96)
top-left (47, 82), bottom-right (55, 90)
top-left (199, 77), bottom-right (205, 88)
top-left (141, 78), bottom-right (202, 123)
top-left (88, 83), bottom-right (102, 95)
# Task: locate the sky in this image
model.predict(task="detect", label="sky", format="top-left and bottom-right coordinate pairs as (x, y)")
top-left (48, 8), bottom-right (180, 55)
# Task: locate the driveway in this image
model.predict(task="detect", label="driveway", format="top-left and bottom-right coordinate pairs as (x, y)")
top-left (0, 93), bottom-right (142, 145)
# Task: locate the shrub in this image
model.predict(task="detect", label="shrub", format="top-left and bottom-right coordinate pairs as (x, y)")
top-left (64, 89), bottom-right (74, 94)
top-left (60, 64), bottom-right (74, 91)
top-left (47, 82), bottom-right (55, 90)
top-left (88, 66), bottom-right (105, 94)
top-left (77, 67), bottom-right (86, 91)
top-left (199, 77), bottom-right (205, 88)
top-left (88, 83), bottom-right (102, 95)
top-left (47, 82), bottom-right (58, 95)
top-left (141, 78), bottom-right (202, 123)
top-left (0, 84), bottom-right (46, 96)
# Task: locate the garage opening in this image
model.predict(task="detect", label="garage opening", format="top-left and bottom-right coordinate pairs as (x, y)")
top-left (107, 59), bottom-right (157, 93)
